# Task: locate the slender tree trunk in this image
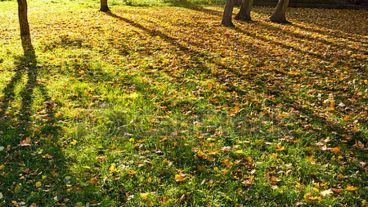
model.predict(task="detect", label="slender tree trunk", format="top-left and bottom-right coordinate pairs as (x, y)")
top-left (235, 0), bottom-right (253, 22)
top-left (100, 0), bottom-right (110, 12)
top-left (222, 0), bottom-right (236, 27)
top-left (17, 0), bottom-right (33, 53)
top-left (270, 0), bottom-right (290, 23)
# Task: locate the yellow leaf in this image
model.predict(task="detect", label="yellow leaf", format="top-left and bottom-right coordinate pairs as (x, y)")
top-left (222, 169), bottom-right (229, 175)
top-left (306, 156), bottom-right (316, 164)
top-left (70, 139), bottom-right (78, 146)
top-left (304, 193), bottom-right (321, 202)
top-left (35, 181), bottom-right (42, 188)
top-left (78, 70), bottom-right (85, 76)
top-left (127, 169), bottom-right (137, 176)
top-left (140, 192), bottom-right (150, 200)
top-left (230, 104), bottom-right (241, 116)
top-left (109, 163), bottom-right (117, 173)
top-left (346, 185), bottom-right (358, 191)
top-left (276, 144), bottom-right (285, 152)
top-left (175, 173), bottom-right (186, 182)
top-left (54, 112), bottom-right (63, 118)
top-left (234, 149), bottom-right (246, 155)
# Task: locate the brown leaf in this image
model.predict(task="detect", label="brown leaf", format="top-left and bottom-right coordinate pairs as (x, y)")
top-left (331, 188), bottom-right (343, 193)
top-left (19, 137), bottom-right (32, 146)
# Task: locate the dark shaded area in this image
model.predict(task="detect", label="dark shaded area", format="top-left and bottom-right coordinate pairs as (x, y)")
top-left (290, 22), bottom-right (368, 44)
top-left (256, 0), bottom-right (368, 8)
top-left (253, 6), bottom-right (368, 36)
top-left (174, 4), bottom-right (368, 47)
top-left (0, 47), bottom-right (101, 205)
top-left (176, 6), bottom-right (367, 82)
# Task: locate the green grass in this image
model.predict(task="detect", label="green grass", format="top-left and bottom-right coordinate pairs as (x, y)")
top-left (0, 0), bottom-right (367, 206)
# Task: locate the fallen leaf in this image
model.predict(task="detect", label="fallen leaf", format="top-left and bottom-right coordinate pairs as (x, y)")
top-left (127, 169), bottom-right (137, 176)
top-left (19, 137), bottom-right (32, 146)
top-left (353, 141), bottom-right (364, 149)
top-left (54, 112), bottom-right (63, 118)
top-left (306, 156), bottom-right (316, 164)
top-left (330, 146), bottom-right (340, 154)
top-left (275, 144), bottom-right (285, 151)
top-left (270, 175), bottom-right (280, 185)
top-left (70, 139), bottom-right (78, 145)
top-left (320, 189), bottom-right (333, 197)
top-left (175, 173), bottom-right (186, 182)
top-left (30, 203), bottom-right (38, 207)
top-left (35, 181), bottom-right (42, 188)
top-left (109, 163), bottom-right (117, 173)
top-left (304, 193), bottom-right (321, 202)
top-left (331, 188), bottom-right (343, 193)
top-left (140, 192), bottom-right (150, 200)
top-left (327, 93), bottom-right (335, 112)
top-left (346, 185), bottom-right (358, 192)
top-left (234, 149), bottom-right (246, 155)
top-left (88, 177), bottom-right (98, 185)
top-left (11, 201), bottom-right (20, 207)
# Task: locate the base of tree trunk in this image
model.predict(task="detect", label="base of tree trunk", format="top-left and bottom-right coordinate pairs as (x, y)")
top-left (269, 16), bottom-right (290, 24)
top-left (235, 14), bottom-right (252, 22)
top-left (100, 7), bottom-right (110, 12)
top-left (221, 20), bottom-right (235, 27)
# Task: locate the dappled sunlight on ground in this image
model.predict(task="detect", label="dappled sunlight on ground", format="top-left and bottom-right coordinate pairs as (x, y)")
top-left (0, 2), bottom-right (367, 206)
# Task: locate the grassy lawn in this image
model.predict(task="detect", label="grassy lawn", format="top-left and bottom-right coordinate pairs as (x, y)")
top-left (0, 0), bottom-right (367, 206)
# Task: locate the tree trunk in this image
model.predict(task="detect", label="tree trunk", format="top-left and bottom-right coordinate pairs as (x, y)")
top-left (100, 0), bottom-right (110, 12)
top-left (270, 0), bottom-right (290, 23)
top-left (222, 0), bottom-right (236, 27)
top-left (17, 0), bottom-right (33, 53)
top-left (235, 0), bottom-right (253, 22)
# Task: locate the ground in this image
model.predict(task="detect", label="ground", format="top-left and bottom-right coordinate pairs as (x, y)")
top-left (0, 0), bottom-right (367, 206)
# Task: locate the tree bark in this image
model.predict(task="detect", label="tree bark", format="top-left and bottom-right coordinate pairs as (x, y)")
top-left (235, 0), bottom-right (253, 22)
top-left (270, 0), bottom-right (289, 23)
top-left (100, 0), bottom-right (110, 12)
top-left (222, 0), bottom-right (236, 27)
top-left (17, 0), bottom-right (33, 53)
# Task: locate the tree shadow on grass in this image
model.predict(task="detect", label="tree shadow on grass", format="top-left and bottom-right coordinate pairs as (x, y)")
top-left (0, 48), bottom-right (100, 205)
top-left (104, 11), bottom-right (366, 145)
top-left (252, 6), bottom-right (368, 43)
top-left (162, 0), bottom-right (225, 8)
top-left (99, 10), bottom-right (367, 205)
top-left (178, 5), bottom-right (368, 57)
